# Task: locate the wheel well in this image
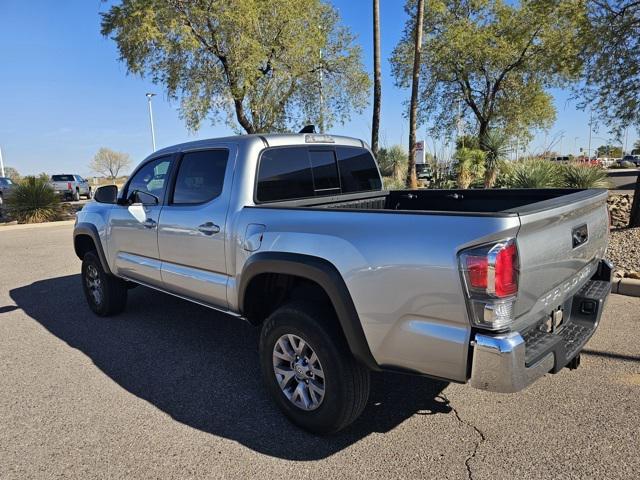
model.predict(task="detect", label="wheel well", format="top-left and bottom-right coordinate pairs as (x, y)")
top-left (74, 234), bottom-right (96, 260)
top-left (243, 273), bottom-right (338, 328)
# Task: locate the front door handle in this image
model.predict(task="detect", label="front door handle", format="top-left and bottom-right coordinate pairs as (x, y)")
top-left (198, 222), bottom-right (220, 235)
top-left (143, 218), bottom-right (157, 229)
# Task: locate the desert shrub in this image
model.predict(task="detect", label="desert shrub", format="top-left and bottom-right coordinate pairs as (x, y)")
top-left (377, 145), bottom-right (408, 183)
top-left (610, 160), bottom-right (636, 169)
top-left (382, 176), bottom-right (407, 190)
top-left (6, 176), bottom-right (60, 223)
top-left (562, 163), bottom-right (611, 188)
top-left (503, 159), bottom-right (562, 188)
top-left (455, 147), bottom-right (486, 189)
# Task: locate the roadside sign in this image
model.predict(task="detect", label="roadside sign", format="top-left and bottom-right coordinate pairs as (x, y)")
top-left (415, 140), bottom-right (425, 165)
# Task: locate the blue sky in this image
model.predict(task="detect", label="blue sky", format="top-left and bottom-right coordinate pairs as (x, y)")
top-left (0, 0), bottom-right (636, 176)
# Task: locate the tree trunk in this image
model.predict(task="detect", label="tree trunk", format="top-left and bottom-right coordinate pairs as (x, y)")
top-left (406, 0), bottom-right (425, 189)
top-left (629, 173), bottom-right (640, 228)
top-left (371, 0), bottom-right (381, 157)
top-left (233, 98), bottom-right (255, 134)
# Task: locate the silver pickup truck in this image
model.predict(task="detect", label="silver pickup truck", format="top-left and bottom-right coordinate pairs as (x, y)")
top-left (73, 133), bottom-right (612, 433)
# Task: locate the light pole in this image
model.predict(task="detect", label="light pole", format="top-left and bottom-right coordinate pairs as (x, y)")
top-left (574, 137), bottom-right (580, 156)
top-left (0, 146), bottom-right (5, 178)
top-left (587, 111), bottom-right (593, 158)
top-left (146, 93), bottom-right (157, 152)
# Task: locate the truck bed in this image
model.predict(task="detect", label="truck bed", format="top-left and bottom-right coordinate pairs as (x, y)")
top-left (256, 188), bottom-right (603, 216)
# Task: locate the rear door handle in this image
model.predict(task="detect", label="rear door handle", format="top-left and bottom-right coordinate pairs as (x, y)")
top-left (143, 218), bottom-right (157, 229)
top-left (198, 222), bottom-right (220, 235)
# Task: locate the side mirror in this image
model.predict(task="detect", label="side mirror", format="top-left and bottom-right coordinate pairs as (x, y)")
top-left (94, 185), bottom-right (118, 204)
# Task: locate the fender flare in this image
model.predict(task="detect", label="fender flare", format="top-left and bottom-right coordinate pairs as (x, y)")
top-left (73, 222), bottom-right (112, 275)
top-left (238, 252), bottom-right (380, 371)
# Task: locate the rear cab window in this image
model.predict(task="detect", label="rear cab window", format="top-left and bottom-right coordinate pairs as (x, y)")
top-left (52, 175), bottom-right (74, 182)
top-left (256, 145), bottom-right (381, 203)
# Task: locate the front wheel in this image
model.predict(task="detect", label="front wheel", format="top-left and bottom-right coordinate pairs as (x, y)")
top-left (81, 251), bottom-right (128, 316)
top-left (73, 190), bottom-right (80, 201)
top-left (259, 301), bottom-right (370, 434)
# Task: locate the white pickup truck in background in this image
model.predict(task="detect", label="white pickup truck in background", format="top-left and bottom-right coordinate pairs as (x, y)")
top-left (49, 174), bottom-right (92, 201)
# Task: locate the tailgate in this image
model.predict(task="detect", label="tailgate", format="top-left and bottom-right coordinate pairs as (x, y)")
top-left (514, 189), bottom-right (609, 322)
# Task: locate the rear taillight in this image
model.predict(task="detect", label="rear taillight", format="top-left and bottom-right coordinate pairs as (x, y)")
top-left (459, 239), bottom-right (519, 331)
top-left (67, 182), bottom-right (72, 190)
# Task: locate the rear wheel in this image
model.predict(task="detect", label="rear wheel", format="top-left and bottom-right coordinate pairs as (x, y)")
top-left (73, 190), bottom-right (80, 201)
top-left (259, 301), bottom-right (370, 434)
top-left (81, 251), bottom-right (127, 316)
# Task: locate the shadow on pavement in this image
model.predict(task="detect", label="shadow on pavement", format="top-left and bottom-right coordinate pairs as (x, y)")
top-left (11, 274), bottom-right (451, 460)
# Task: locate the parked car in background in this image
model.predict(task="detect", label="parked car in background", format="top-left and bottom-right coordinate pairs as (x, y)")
top-left (551, 156), bottom-right (571, 163)
top-left (74, 132), bottom-right (612, 433)
top-left (596, 157), bottom-right (614, 168)
top-left (0, 177), bottom-right (16, 205)
top-left (49, 174), bottom-right (92, 201)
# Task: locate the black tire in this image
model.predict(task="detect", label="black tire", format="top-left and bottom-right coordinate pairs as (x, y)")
top-left (74, 190), bottom-right (80, 201)
top-left (81, 251), bottom-right (128, 316)
top-left (87, 188), bottom-right (93, 199)
top-left (259, 301), bottom-right (370, 434)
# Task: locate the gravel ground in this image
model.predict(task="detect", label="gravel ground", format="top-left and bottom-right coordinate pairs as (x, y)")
top-left (608, 227), bottom-right (640, 278)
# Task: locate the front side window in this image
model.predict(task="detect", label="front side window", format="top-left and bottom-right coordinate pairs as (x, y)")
top-left (127, 156), bottom-right (172, 203)
top-left (172, 150), bottom-right (229, 204)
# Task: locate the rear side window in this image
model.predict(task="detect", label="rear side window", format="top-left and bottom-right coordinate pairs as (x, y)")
top-left (172, 150), bottom-right (229, 204)
top-left (256, 147), bottom-right (314, 202)
top-left (336, 147), bottom-right (382, 193)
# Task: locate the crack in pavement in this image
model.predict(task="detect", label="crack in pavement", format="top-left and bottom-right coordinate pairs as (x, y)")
top-left (441, 394), bottom-right (486, 480)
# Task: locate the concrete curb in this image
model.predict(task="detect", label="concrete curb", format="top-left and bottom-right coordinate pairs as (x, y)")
top-left (612, 278), bottom-right (640, 297)
top-left (0, 219), bottom-right (75, 231)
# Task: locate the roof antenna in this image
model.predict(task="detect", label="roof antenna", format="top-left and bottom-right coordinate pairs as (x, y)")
top-left (299, 125), bottom-right (316, 134)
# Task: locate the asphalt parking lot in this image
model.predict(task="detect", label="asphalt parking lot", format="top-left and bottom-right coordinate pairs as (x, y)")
top-left (1, 223), bottom-right (639, 479)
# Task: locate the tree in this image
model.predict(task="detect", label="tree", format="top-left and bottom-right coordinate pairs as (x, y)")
top-left (406, 0), bottom-right (425, 189)
top-left (391, 0), bottom-right (585, 146)
top-left (371, 0), bottom-right (382, 156)
top-left (580, 0), bottom-right (640, 135)
top-left (90, 148), bottom-right (132, 180)
top-left (3, 166), bottom-right (21, 182)
top-left (101, 0), bottom-right (370, 134)
top-left (596, 145), bottom-right (622, 158)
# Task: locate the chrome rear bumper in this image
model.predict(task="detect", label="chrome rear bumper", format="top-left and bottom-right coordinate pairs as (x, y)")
top-left (469, 332), bottom-right (554, 393)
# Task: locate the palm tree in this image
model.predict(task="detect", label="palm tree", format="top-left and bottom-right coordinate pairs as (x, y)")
top-left (406, 0), bottom-right (425, 189)
top-left (480, 130), bottom-right (509, 188)
top-left (371, 0), bottom-right (381, 157)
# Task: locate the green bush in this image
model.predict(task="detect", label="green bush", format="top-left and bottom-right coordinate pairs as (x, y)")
top-left (562, 163), bottom-right (611, 188)
top-left (503, 159), bottom-right (562, 188)
top-left (6, 176), bottom-right (61, 223)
